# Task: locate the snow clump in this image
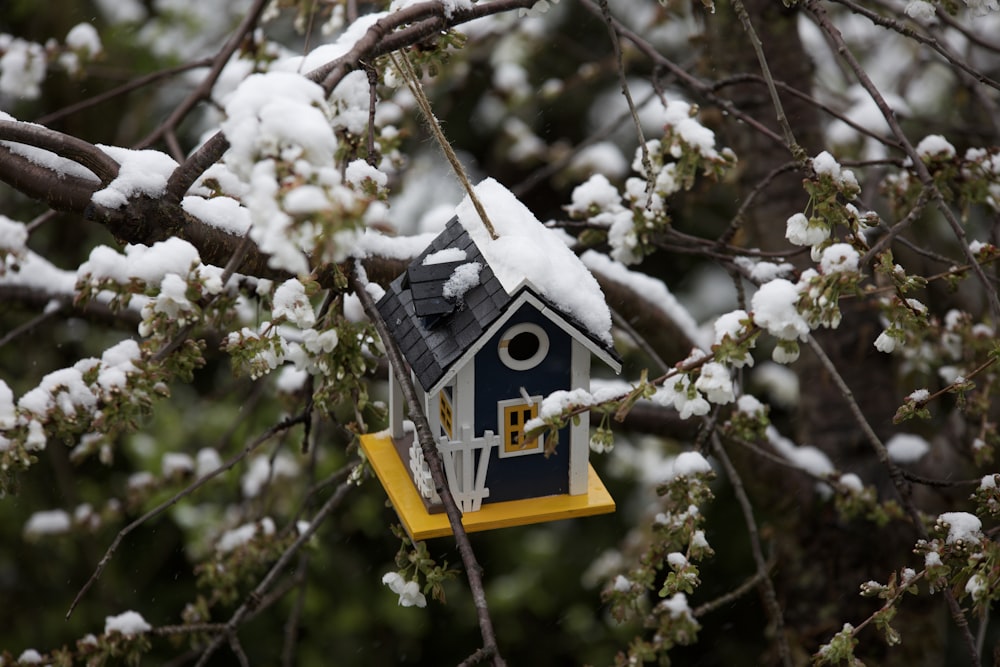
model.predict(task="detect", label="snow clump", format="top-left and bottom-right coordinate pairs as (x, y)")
top-left (916, 134), bottom-right (956, 159)
top-left (672, 451), bottom-right (712, 477)
top-left (886, 433), bottom-right (930, 464)
top-left (442, 262), bottom-right (482, 302)
top-left (104, 610), bottom-right (152, 636)
top-left (937, 511), bottom-right (983, 544)
top-left (92, 146), bottom-right (178, 209)
top-left (751, 279), bottom-right (809, 341)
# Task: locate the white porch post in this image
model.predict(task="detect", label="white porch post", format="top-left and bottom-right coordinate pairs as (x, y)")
top-left (454, 363), bottom-right (475, 434)
top-left (388, 364), bottom-right (405, 439)
top-left (568, 339), bottom-right (591, 495)
top-left (423, 378), bottom-right (440, 438)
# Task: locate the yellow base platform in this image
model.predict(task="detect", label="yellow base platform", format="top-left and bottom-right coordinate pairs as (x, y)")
top-left (359, 431), bottom-right (615, 541)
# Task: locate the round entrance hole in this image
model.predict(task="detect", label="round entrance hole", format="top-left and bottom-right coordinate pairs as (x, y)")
top-left (498, 323), bottom-right (549, 371)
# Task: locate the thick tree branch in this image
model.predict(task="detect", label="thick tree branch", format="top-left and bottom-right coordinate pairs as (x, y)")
top-left (0, 120), bottom-right (120, 184)
top-left (167, 0), bottom-right (535, 200)
top-left (0, 146), bottom-right (97, 212)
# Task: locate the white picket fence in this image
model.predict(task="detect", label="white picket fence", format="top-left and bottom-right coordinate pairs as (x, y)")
top-left (436, 425), bottom-right (499, 513)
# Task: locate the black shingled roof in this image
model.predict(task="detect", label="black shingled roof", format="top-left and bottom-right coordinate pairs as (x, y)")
top-left (376, 216), bottom-right (620, 391)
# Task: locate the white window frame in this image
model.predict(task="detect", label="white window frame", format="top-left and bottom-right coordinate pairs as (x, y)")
top-left (496, 396), bottom-right (544, 458)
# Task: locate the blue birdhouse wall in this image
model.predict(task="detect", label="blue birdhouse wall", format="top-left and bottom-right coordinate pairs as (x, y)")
top-left (472, 304), bottom-right (573, 503)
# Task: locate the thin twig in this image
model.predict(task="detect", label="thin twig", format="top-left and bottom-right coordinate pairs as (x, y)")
top-left (710, 432), bottom-right (793, 667)
top-left (728, 0), bottom-right (805, 164)
top-left (597, 0), bottom-right (653, 205)
top-left (828, 0), bottom-right (1000, 93)
top-left (33, 58), bottom-right (214, 127)
top-left (66, 413), bottom-right (309, 619)
top-left (577, 0), bottom-right (785, 148)
top-left (138, 0), bottom-right (271, 153)
top-left (364, 62), bottom-right (380, 166)
top-left (0, 304), bottom-right (62, 349)
top-left (692, 559), bottom-right (774, 618)
top-left (806, 0), bottom-right (1000, 326)
top-left (194, 465), bottom-right (358, 666)
top-left (166, 0), bottom-right (535, 202)
top-left (281, 554), bottom-right (310, 667)
top-left (804, 333), bottom-right (982, 667)
top-left (351, 260), bottom-right (505, 666)
top-left (718, 160), bottom-right (799, 246)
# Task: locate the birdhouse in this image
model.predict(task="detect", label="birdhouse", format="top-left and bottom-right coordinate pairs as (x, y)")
top-left (360, 179), bottom-right (621, 540)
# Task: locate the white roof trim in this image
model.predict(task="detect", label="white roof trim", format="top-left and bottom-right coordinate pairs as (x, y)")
top-left (426, 283), bottom-right (621, 396)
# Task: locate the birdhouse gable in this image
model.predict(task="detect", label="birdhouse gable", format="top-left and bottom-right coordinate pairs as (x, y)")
top-left (455, 178), bottom-right (615, 348)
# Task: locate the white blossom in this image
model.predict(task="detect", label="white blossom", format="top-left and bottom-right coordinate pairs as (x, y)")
top-left (273, 279), bottom-right (316, 328)
top-left (785, 213), bottom-right (829, 247)
top-left (904, 0), bottom-right (937, 20)
top-left (694, 362), bottom-right (735, 404)
top-left (381, 572), bottom-right (427, 608)
top-left (874, 331), bottom-right (897, 353)
top-left (820, 244), bottom-right (860, 274)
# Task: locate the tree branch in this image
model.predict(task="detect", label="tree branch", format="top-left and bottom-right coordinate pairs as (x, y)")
top-left (194, 463), bottom-right (358, 666)
top-left (710, 431), bottom-right (793, 667)
top-left (804, 333), bottom-right (982, 667)
top-left (805, 0), bottom-right (1000, 324)
top-left (0, 144), bottom-right (102, 213)
top-left (166, 0), bottom-right (535, 200)
top-left (578, 0), bottom-right (786, 147)
top-left (67, 413), bottom-right (309, 619)
top-left (351, 260), bottom-right (506, 666)
top-left (0, 120), bottom-right (120, 183)
top-left (138, 0), bottom-right (272, 156)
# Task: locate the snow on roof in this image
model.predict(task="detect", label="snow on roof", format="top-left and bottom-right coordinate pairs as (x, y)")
top-left (455, 178), bottom-right (613, 345)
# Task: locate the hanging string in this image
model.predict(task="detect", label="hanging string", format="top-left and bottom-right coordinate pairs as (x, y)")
top-left (388, 50), bottom-right (499, 241)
